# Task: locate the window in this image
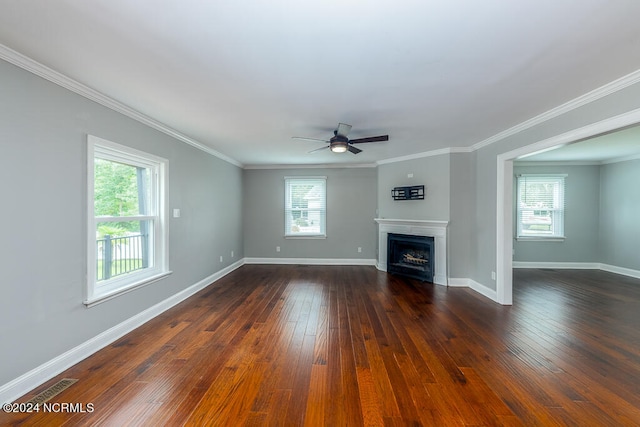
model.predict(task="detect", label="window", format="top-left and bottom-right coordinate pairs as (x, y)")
top-left (516, 174), bottom-right (566, 239)
top-left (86, 135), bottom-right (169, 306)
top-left (285, 177), bottom-right (326, 237)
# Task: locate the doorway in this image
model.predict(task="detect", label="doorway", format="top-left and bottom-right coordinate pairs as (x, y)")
top-left (496, 108), bottom-right (640, 305)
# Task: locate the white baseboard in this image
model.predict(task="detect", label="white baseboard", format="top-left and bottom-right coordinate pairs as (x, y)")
top-left (244, 257), bottom-right (377, 266)
top-left (447, 278), bottom-right (470, 287)
top-left (596, 263), bottom-right (640, 279)
top-left (513, 261), bottom-right (601, 269)
top-left (0, 260), bottom-right (244, 405)
top-left (513, 261), bottom-right (640, 280)
top-left (449, 278), bottom-right (499, 302)
top-left (468, 279), bottom-right (498, 302)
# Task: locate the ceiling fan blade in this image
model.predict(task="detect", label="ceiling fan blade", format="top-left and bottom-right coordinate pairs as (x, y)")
top-left (292, 136), bottom-right (329, 143)
top-left (348, 145), bottom-right (362, 154)
top-left (308, 145), bottom-right (330, 154)
top-left (336, 123), bottom-right (352, 137)
top-left (349, 135), bottom-right (389, 144)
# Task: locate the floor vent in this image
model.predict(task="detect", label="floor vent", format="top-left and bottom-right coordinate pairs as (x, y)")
top-left (25, 378), bottom-right (78, 405)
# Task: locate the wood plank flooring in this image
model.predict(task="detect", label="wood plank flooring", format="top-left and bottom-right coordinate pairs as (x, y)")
top-left (2, 265), bottom-right (640, 426)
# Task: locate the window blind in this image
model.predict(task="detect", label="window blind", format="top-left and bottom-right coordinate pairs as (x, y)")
top-left (516, 174), bottom-right (566, 238)
top-left (284, 177), bottom-right (327, 237)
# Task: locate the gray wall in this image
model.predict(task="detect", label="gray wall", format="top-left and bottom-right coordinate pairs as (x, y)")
top-left (377, 155), bottom-right (450, 221)
top-left (599, 159), bottom-right (640, 270)
top-left (243, 167), bottom-right (377, 260)
top-left (0, 59), bottom-right (243, 386)
top-left (513, 164), bottom-right (601, 263)
top-left (376, 152), bottom-right (476, 279)
top-left (449, 152), bottom-right (476, 278)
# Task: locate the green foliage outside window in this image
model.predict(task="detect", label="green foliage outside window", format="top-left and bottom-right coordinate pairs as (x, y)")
top-left (94, 158), bottom-right (148, 236)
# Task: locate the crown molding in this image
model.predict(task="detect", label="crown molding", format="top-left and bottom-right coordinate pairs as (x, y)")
top-left (4, 41), bottom-right (640, 170)
top-left (471, 68), bottom-right (640, 151)
top-left (514, 161), bottom-right (602, 167)
top-left (375, 68), bottom-right (640, 166)
top-left (515, 153), bottom-right (640, 167)
top-left (600, 152), bottom-right (640, 165)
top-left (244, 162), bottom-right (378, 170)
top-left (376, 146), bottom-right (473, 165)
top-left (0, 43), bottom-right (243, 168)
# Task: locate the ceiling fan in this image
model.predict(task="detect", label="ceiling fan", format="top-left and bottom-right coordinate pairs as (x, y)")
top-left (292, 123), bottom-right (389, 154)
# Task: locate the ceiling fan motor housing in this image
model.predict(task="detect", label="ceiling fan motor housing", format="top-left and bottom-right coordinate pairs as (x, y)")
top-left (329, 135), bottom-right (349, 152)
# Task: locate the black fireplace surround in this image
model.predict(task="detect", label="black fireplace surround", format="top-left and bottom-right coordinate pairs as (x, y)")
top-left (387, 233), bottom-right (434, 282)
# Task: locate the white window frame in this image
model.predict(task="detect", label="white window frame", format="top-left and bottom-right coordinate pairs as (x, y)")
top-left (516, 174), bottom-right (566, 241)
top-left (284, 176), bottom-right (327, 238)
top-left (86, 135), bottom-right (170, 307)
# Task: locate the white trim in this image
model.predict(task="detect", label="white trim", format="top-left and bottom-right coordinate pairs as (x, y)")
top-left (373, 219), bottom-right (449, 228)
top-left (373, 68), bottom-right (640, 167)
top-left (4, 42), bottom-right (640, 170)
top-left (515, 237), bottom-right (566, 242)
top-left (513, 261), bottom-right (601, 269)
top-left (4, 41), bottom-right (640, 170)
top-left (515, 161), bottom-right (602, 167)
top-left (447, 278), bottom-right (470, 287)
top-left (515, 174), bottom-right (566, 240)
top-left (243, 257), bottom-right (377, 266)
top-left (376, 147), bottom-right (472, 165)
top-left (448, 278), bottom-right (500, 303)
top-left (601, 152), bottom-right (640, 165)
top-left (496, 157), bottom-right (513, 305)
top-left (0, 260), bottom-right (244, 405)
top-left (513, 262), bottom-right (640, 280)
top-left (84, 271), bottom-right (173, 307)
top-left (600, 263), bottom-right (640, 280)
top-left (87, 135), bottom-right (170, 305)
top-left (245, 163), bottom-right (378, 170)
top-left (517, 173), bottom-right (568, 177)
top-left (468, 279), bottom-right (499, 302)
top-left (472, 69), bottom-right (640, 151)
top-left (497, 107), bottom-right (640, 307)
top-left (374, 219), bottom-right (448, 286)
top-left (0, 43), bottom-right (241, 168)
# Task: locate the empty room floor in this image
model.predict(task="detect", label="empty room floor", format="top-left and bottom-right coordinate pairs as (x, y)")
top-left (2, 265), bottom-right (639, 426)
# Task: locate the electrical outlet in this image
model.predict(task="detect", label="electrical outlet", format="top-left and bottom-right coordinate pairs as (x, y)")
top-left (491, 271), bottom-right (496, 280)
top-left (231, 250), bottom-right (234, 258)
top-left (220, 256), bottom-right (223, 262)
top-left (358, 247), bottom-right (362, 253)
top-left (276, 246), bottom-right (281, 252)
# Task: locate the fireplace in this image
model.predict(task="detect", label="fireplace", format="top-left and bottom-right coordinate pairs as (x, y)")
top-left (387, 233), bottom-right (434, 282)
top-left (374, 219), bottom-right (448, 286)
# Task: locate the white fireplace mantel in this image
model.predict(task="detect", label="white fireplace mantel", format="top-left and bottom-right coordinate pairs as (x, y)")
top-left (374, 218), bottom-right (448, 286)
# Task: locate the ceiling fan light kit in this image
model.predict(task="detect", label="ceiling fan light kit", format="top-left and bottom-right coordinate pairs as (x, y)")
top-left (330, 142), bottom-right (348, 153)
top-left (293, 123), bottom-right (389, 155)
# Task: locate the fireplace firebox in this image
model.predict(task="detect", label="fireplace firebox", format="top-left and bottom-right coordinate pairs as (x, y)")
top-left (387, 233), bottom-right (434, 282)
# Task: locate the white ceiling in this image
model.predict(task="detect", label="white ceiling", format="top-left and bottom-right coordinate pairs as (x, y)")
top-left (2, 0), bottom-right (640, 167)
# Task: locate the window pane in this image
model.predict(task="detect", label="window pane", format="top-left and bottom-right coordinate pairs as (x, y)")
top-left (94, 158), bottom-right (150, 216)
top-left (285, 177), bottom-right (326, 236)
top-left (517, 175), bottom-right (565, 238)
top-left (95, 220), bottom-right (152, 281)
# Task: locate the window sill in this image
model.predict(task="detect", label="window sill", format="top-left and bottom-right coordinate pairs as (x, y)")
top-left (285, 235), bottom-right (327, 239)
top-left (516, 236), bottom-right (566, 242)
top-left (84, 271), bottom-right (172, 308)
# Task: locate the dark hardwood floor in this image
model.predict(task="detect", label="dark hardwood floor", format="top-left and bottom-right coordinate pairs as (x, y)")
top-left (2, 265), bottom-right (640, 426)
